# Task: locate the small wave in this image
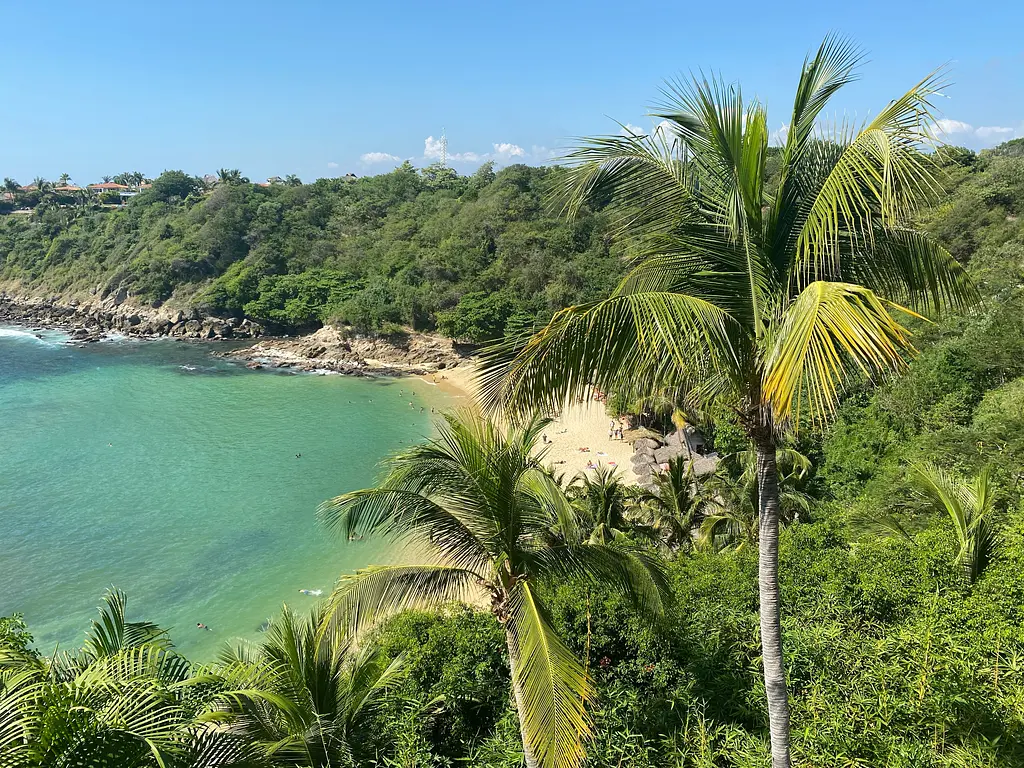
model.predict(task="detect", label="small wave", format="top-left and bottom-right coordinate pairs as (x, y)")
top-left (179, 365), bottom-right (198, 371)
top-left (0, 327), bottom-right (68, 346)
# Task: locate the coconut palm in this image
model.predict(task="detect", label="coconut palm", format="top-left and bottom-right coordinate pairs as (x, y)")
top-left (204, 604), bottom-right (405, 767)
top-left (697, 449), bottom-right (812, 552)
top-left (630, 457), bottom-right (707, 551)
top-left (316, 411), bottom-right (667, 768)
top-left (2, 178), bottom-right (19, 204)
top-left (31, 176), bottom-right (49, 193)
top-left (911, 463), bottom-right (998, 584)
top-left (477, 36), bottom-right (976, 766)
top-left (0, 589), bottom-right (254, 768)
top-left (217, 169), bottom-right (247, 185)
top-left (565, 464), bottom-right (642, 544)
top-left (57, 173), bottom-right (70, 186)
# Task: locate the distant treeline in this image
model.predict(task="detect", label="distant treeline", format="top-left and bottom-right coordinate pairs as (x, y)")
top-left (0, 162), bottom-right (621, 339)
top-left (1, 138), bottom-right (1022, 342)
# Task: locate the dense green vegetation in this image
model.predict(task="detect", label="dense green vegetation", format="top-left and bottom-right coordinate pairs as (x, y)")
top-left (479, 38), bottom-right (977, 768)
top-left (4, 42), bottom-right (1024, 768)
top-left (0, 163), bottom-right (620, 337)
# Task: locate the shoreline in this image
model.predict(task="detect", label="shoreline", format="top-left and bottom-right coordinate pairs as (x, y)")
top-left (0, 292), bottom-right (474, 381)
top-left (2, 295), bottom-right (654, 483)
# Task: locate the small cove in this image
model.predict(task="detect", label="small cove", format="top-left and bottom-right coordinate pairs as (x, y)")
top-left (0, 328), bottom-right (448, 659)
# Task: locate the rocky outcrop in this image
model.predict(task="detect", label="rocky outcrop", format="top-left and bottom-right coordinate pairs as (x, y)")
top-left (631, 428), bottom-right (719, 489)
top-left (0, 293), bottom-right (263, 341)
top-left (220, 325), bottom-right (467, 377)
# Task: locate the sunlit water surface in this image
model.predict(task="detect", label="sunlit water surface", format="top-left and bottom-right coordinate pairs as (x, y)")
top-left (0, 327), bottom-right (447, 659)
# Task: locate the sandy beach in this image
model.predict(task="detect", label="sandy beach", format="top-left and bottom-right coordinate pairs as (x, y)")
top-left (420, 363), bottom-right (637, 482)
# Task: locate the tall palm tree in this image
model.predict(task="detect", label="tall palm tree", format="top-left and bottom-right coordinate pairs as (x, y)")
top-left (57, 173), bottom-right (70, 186)
top-left (317, 411), bottom-right (667, 768)
top-left (204, 604), bottom-right (405, 767)
top-left (31, 176), bottom-right (49, 193)
top-left (477, 36), bottom-right (976, 767)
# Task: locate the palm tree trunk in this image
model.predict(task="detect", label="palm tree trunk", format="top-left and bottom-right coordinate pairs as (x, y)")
top-left (756, 438), bottom-right (791, 768)
top-left (505, 631), bottom-right (541, 768)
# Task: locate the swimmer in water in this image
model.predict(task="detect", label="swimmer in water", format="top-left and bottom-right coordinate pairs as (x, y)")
top-left (295, 453), bottom-right (302, 458)
top-left (197, 623), bottom-right (209, 631)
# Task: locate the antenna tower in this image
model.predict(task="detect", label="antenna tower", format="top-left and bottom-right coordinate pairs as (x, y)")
top-left (440, 128), bottom-right (448, 167)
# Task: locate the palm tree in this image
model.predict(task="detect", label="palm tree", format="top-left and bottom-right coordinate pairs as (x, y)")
top-left (566, 464), bottom-right (641, 544)
top-left (57, 173), bottom-right (70, 186)
top-left (910, 463), bottom-right (998, 584)
top-left (217, 169), bottom-right (247, 185)
top-left (49, 587), bottom-right (169, 679)
top-left (2, 178), bottom-right (18, 203)
top-left (630, 457), bottom-right (706, 551)
top-left (284, 174), bottom-right (302, 186)
top-left (205, 604), bottom-right (405, 767)
top-left (697, 449), bottom-right (812, 552)
top-left (0, 589), bottom-right (253, 768)
top-left (31, 176), bottom-right (49, 193)
top-left (102, 175), bottom-right (112, 183)
top-left (477, 36), bottom-right (976, 767)
top-left (317, 411), bottom-right (667, 768)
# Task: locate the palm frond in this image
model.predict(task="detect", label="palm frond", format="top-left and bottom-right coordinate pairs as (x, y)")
top-left (555, 129), bottom-right (698, 236)
top-left (478, 292), bottom-right (739, 415)
top-left (762, 281), bottom-right (916, 421)
top-left (910, 462), bottom-right (999, 582)
top-left (845, 226), bottom-right (978, 314)
top-left (321, 564), bottom-right (481, 638)
top-left (781, 35), bottom-right (864, 164)
top-left (82, 588), bottom-right (170, 661)
top-left (789, 69), bottom-right (948, 286)
top-left (506, 582), bottom-right (593, 768)
top-left (530, 544), bottom-right (669, 617)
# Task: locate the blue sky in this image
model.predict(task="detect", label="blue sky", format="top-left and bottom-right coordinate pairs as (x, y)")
top-left (1, 1), bottom-right (1020, 184)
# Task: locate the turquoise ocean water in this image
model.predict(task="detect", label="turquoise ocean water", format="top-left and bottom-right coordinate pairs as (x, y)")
top-left (0, 327), bottom-right (448, 660)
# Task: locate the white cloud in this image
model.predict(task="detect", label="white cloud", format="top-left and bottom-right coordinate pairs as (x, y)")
top-left (653, 120), bottom-right (676, 141)
top-left (414, 136), bottom-right (562, 167)
top-left (929, 118), bottom-right (1018, 148)
top-left (620, 123), bottom-right (645, 136)
top-left (932, 118), bottom-right (974, 137)
top-left (493, 142), bottom-right (525, 157)
top-left (326, 161), bottom-right (339, 169)
top-left (975, 125), bottom-right (1015, 140)
top-left (423, 136), bottom-right (444, 159)
top-left (360, 152), bottom-right (400, 164)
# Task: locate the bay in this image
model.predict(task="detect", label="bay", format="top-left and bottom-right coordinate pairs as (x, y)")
top-left (0, 327), bottom-right (447, 659)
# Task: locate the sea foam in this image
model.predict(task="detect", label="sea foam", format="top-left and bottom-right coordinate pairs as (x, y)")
top-left (0, 327), bottom-right (68, 346)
